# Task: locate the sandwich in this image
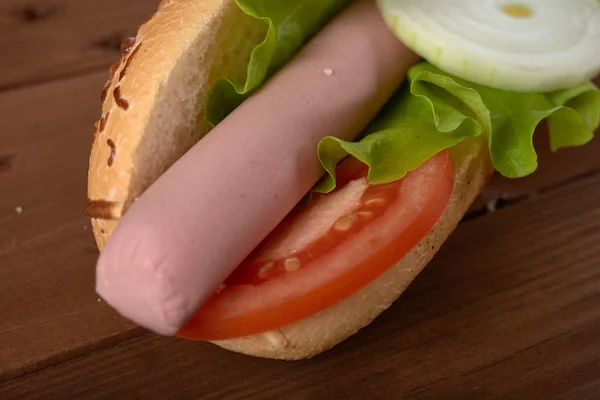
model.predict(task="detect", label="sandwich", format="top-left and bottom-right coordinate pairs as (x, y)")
top-left (85, 0), bottom-right (600, 359)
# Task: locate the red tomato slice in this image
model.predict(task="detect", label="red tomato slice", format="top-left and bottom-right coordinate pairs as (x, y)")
top-left (178, 151), bottom-right (454, 341)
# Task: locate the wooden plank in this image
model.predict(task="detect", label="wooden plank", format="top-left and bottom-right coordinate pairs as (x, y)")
top-left (1, 172), bottom-right (599, 399)
top-left (0, 71), bottom-right (141, 381)
top-left (0, 0), bottom-right (158, 89)
top-left (0, 69), bottom-right (598, 383)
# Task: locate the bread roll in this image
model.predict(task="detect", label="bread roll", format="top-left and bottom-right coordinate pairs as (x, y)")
top-left (87, 0), bottom-right (268, 246)
top-left (87, 0), bottom-right (494, 359)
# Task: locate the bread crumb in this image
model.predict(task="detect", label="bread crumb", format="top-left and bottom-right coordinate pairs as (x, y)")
top-left (15, 206), bottom-right (24, 214)
top-left (97, 298), bottom-right (102, 302)
top-left (323, 68), bottom-right (334, 76)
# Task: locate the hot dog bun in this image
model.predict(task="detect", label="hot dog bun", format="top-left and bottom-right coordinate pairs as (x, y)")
top-left (88, 0), bottom-right (269, 247)
top-left (87, 0), bottom-right (494, 359)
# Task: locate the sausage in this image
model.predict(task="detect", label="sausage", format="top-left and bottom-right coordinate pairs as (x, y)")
top-left (96, 0), bottom-right (420, 336)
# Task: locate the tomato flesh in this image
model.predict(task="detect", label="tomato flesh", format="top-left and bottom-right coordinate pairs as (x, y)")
top-left (178, 151), bottom-right (455, 341)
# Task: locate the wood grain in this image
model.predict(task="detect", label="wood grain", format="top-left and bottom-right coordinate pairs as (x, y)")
top-left (0, 67), bottom-right (599, 386)
top-left (0, 0), bottom-right (158, 89)
top-left (0, 2), bottom-right (599, 389)
top-left (0, 71), bottom-right (140, 381)
top-left (1, 172), bottom-right (599, 399)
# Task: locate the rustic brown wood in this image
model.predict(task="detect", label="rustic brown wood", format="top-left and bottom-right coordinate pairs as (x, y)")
top-left (0, 0), bottom-right (158, 89)
top-left (1, 0), bottom-right (599, 393)
top-left (1, 68), bottom-right (599, 387)
top-left (1, 172), bottom-right (599, 399)
top-left (0, 71), bottom-right (141, 381)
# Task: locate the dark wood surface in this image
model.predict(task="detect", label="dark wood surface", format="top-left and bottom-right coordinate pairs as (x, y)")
top-left (0, 0), bottom-right (158, 89)
top-left (1, 1), bottom-right (599, 399)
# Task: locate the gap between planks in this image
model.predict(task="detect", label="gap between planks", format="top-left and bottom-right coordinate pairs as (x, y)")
top-left (0, 65), bottom-right (112, 93)
top-left (463, 165), bottom-right (600, 222)
top-left (0, 0), bottom-right (158, 90)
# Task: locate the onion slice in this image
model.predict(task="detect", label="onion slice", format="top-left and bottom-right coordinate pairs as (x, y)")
top-left (377, 0), bottom-right (600, 92)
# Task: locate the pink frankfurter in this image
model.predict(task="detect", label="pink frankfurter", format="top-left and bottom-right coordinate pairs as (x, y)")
top-left (95, 0), bottom-right (420, 336)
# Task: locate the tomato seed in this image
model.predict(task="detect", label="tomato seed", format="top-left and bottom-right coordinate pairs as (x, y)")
top-left (363, 198), bottom-right (386, 207)
top-left (258, 262), bottom-right (274, 278)
top-left (354, 211), bottom-right (375, 220)
top-left (284, 258), bottom-right (301, 272)
top-left (334, 215), bottom-right (357, 232)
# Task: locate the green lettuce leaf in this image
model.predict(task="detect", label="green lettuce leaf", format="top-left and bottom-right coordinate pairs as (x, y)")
top-left (205, 0), bottom-right (352, 126)
top-left (316, 62), bottom-right (600, 192)
top-left (204, 2), bottom-right (599, 193)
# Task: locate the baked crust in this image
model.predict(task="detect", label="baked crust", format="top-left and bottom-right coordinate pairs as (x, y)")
top-left (86, 0), bottom-right (494, 360)
top-left (87, 0), bottom-right (266, 248)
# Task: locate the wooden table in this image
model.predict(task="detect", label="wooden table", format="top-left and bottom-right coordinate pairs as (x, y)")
top-left (1, 1), bottom-right (599, 398)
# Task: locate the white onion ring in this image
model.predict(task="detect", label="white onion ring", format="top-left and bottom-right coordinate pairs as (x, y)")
top-left (377, 0), bottom-right (600, 92)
